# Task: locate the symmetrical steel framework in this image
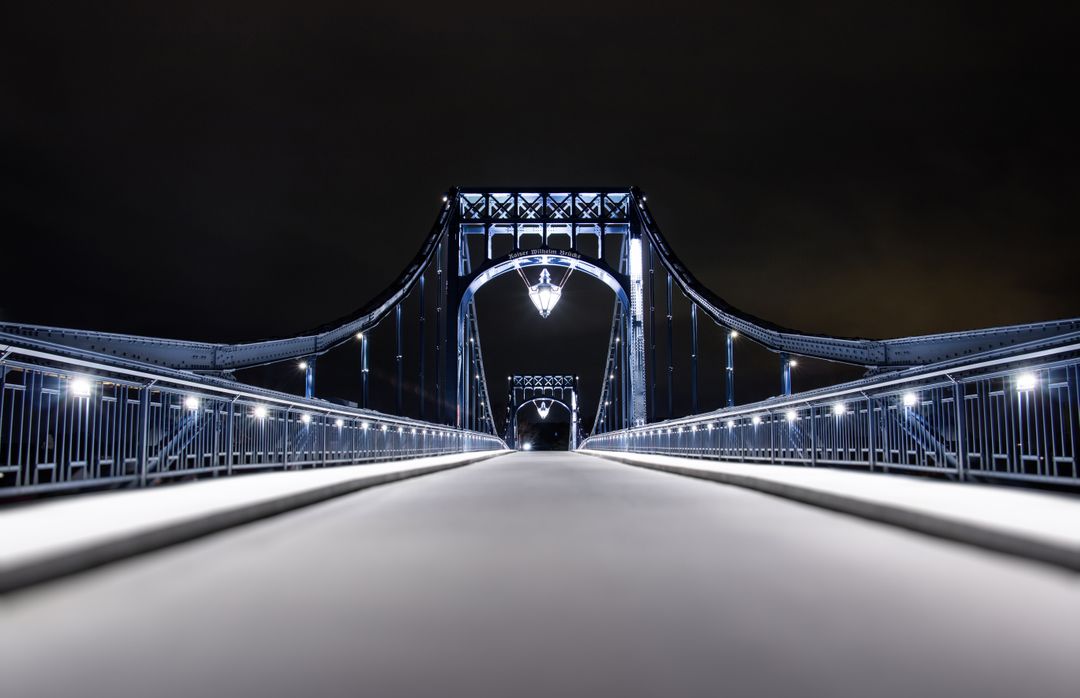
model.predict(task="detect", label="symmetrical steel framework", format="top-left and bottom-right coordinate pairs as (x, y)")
top-left (1, 186), bottom-right (1077, 497)
top-left (504, 375), bottom-right (579, 449)
top-left (447, 190), bottom-right (646, 429)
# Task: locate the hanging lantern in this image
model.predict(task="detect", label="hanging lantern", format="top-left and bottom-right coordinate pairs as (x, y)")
top-left (528, 269), bottom-right (562, 319)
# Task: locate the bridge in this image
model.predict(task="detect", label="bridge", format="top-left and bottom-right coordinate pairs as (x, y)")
top-left (1, 188), bottom-right (1077, 697)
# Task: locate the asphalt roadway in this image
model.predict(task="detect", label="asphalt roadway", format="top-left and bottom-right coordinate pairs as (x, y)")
top-left (3, 452), bottom-right (1076, 698)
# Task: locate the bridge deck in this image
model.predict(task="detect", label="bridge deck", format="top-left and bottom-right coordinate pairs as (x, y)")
top-left (4, 452), bottom-right (1076, 698)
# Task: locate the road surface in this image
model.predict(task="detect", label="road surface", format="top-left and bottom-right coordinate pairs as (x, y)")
top-left (3, 452), bottom-right (1076, 697)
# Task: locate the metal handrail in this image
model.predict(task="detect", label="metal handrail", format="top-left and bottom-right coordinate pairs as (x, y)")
top-left (581, 340), bottom-right (1080, 487)
top-left (0, 342), bottom-right (505, 499)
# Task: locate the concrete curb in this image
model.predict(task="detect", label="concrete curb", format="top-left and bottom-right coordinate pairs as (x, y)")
top-left (582, 450), bottom-right (1080, 573)
top-left (1, 452), bottom-right (506, 594)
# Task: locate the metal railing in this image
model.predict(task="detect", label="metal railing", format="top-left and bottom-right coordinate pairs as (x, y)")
top-left (581, 340), bottom-right (1080, 488)
top-left (0, 340), bottom-right (505, 499)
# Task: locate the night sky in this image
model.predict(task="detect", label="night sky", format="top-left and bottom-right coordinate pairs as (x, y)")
top-left (3, 3), bottom-right (1078, 437)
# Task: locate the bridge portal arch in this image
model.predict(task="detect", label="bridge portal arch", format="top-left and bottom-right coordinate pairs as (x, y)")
top-left (445, 194), bottom-right (648, 430)
top-left (511, 398), bottom-right (573, 450)
top-left (504, 375), bottom-right (580, 449)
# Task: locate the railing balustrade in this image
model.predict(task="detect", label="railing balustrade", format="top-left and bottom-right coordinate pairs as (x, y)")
top-left (582, 345), bottom-right (1080, 488)
top-left (0, 345), bottom-right (504, 499)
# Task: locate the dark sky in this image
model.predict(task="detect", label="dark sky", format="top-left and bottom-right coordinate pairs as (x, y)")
top-left (3, 2), bottom-right (1078, 432)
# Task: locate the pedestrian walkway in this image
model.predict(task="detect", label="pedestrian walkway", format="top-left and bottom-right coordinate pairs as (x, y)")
top-left (581, 450), bottom-right (1080, 570)
top-left (0, 451), bottom-right (504, 592)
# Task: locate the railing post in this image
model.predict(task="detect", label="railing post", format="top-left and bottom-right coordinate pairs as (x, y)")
top-left (863, 392), bottom-right (875, 472)
top-left (225, 397), bottom-right (236, 477)
top-left (950, 376), bottom-right (967, 482)
top-left (207, 397), bottom-right (220, 478)
top-left (322, 412), bottom-right (329, 468)
top-left (768, 411), bottom-right (776, 464)
top-left (283, 407), bottom-right (291, 469)
top-left (136, 381), bottom-right (154, 487)
top-left (809, 403), bottom-right (817, 467)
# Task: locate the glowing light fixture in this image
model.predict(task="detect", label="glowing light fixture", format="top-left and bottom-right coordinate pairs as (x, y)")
top-left (726, 419), bottom-right (735, 429)
top-left (785, 409), bottom-right (797, 422)
top-left (184, 395), bottom-right (200, 411)
top-left (902, 392), bottom-right (918, 408)
top-left (730, 330), bottom-right (739, 339)
top-left (298, 361), bottom-right (308, 370)
top-left (300, 413), bottom-right (311, 425)
top-left (253, 405), bottom-right (268, 419)
top-left (527, 268), bottom-right (563, 319)
top-left (751, 415), bottom-right (762, 425)
top-left (1016, 372), bottom-right (1037, 391)
top-left (833, 402), bottom-right (846, 416)
top-left (70, 377), bottom-right (92, 397)
top-left (335, 418), bottom-right (345, 428)
top-left (522, 443), bottom-right (532, 451)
